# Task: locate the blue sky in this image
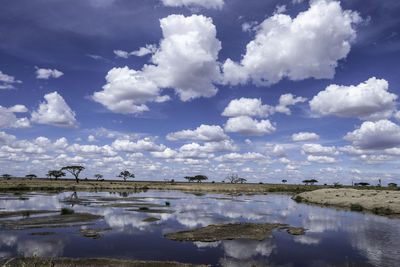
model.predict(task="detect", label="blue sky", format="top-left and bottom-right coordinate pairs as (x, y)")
top-left (1, 0), bottom-right (400, 185)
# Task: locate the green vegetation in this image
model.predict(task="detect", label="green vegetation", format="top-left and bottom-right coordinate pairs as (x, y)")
top-left (25, 174), bottom-right (37, 179)
top-left (372, 207), bottom-right (394, 215)
top-left (184, 175), bottom-right (208, 183)
top-left (225, 174), bottom-right (246, 183)
top-left (61, 165), bottom-right (85, 183)
top-left (117, 170), bottom-right (135, 182)
top-left (302, 179), bottom-right (318, 185)
top-left (350, 204), bottom-right (364, 211)
top-left (47, 170), bottom-right (66, 180)
top-left (60, 208), bottom-right (75, 215)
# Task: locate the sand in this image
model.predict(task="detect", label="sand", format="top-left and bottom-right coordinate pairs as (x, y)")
top-left (293, 188), bottom-right (400, 216)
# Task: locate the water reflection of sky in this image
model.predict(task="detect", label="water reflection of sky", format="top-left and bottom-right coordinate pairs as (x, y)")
top-left (0, 191), bottom-right (399, 266)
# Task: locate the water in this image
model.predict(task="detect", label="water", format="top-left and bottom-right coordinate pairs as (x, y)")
top-left (0, 190), bottom-right (399, 266)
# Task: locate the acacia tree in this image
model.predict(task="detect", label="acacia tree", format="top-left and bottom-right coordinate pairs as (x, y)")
top-left (25, 174), bottom-right (37, 179)
top-left (47, 170), bottom-right (66, 180)
top-left (225, 174), bottom-right (246, 184)
top-left (282, 179), bottom-right (287, 184)
top-left (117, 170), bottom-right (135, 182)
top-left (61, 166), bottom-right (85, 183)
top-left (94, 174), bottom-right (103, 181)
top-left (2, 174), bottom-right (11, 178)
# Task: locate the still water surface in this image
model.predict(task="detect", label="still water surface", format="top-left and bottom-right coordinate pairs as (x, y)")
top-left (0, 190), bottom-right (399, 266)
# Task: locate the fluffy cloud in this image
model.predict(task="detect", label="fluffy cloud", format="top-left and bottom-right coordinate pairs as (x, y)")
top-left (112, 138), bottom-right (166, 152)
top-left (31, 92), bottom-right (78, 128)
top-left (343, 120), bottom-right (400, 150)
top-left (302, 143), bottom-right (339, 156)
top-left (0, 70), bottom-right (21, 89)
top-left (275, 94), bottom-right (307, 115)
top-left (292, 132), bottom-right (320, 142)
top-left (161, 0), bottom-right (224, 9)
top-left (166, 125), bottom-right (228, 142)
top-left (214, 152), bottom-right (267, 163)
top-left (307, 155), bottom-right (337, 164)
top-left (0, 131), bottom-right (16, 144)
top-left (224, 116), bottom-right (276, 136)
top-left (0, 106), bottom-right (30, 129)
top-left (113, 44), bottom-right (157, 58)
top-left (222, 98), bottom-right (273, 118)
top-left (222, 0), bottom-right (361, 86)
top-left (35, 68), bottom-right (64, 79)
top-left (93, 14), bottom-right (221, 114)
top-left (309, 77), bottom-right (397, 120)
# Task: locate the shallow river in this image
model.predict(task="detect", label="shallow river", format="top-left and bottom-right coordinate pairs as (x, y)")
top-left (0, 190), bottom-right (399, 266)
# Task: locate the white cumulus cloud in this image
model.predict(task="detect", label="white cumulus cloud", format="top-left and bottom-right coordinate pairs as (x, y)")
top-left (292, 132), bottom-right (320, 142)
top-left (35, 68), bottom-right (64, 79)
top-left (166, 124), bottom-right (228, 142)
top-left (309, 77), bottom-right (398, 120)
top-left (302, 143), bottom-right (339, 156)
top-left (222, 0), bottom-right (362, 86)
top-left (275, 93), bottom-right (307, 115)
top-left (31, 92), bottom-right (78, 128)
top-left (344, 120), bottom-right (400, 150)
top-left (0, 70), bottom-right (21, 89)
top-left (307, 155), bottom-right (337, 164)
top-left (0, 106), bottom-right (30, 129)
top-left (113, 44), bottom-right (157, 58)
top-left (225, 116), bottom-right (276, 136)
top-left (222, 98), bottom-right (273, 118)
top-left (93, 14), bottom-right (222, 114)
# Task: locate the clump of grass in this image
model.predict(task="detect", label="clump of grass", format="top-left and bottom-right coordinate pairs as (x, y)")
top-left (372, 207), bottom-right (393, 215)
top-left (60, 208), bottom-right (74, 215)
top-left (165, 201), bottom-right (170, 206)
top-left (139, 207), bottom-right (149, 211)
top-left (350, 204), bottom-right (363, 211)
top-left (293, 195), bottom-right (303, 203)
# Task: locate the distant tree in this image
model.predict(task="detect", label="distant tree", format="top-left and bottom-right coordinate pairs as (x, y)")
top-left (237, 178), bottom-right (247, 184)
top-left (94, 174), bottom-right (103, 181)
top-left (61, 166), bottom-right (85, 183)
top-left (388, 183), bottom-right (397, 188)
top-left (47, 170), bottom-right (66, 180)
top-left (184, 176), bottom-right (193, 182)
top-left (184, 175), bottom-right (208, 183)
top-left (193, 175), bottom-right (208, 183)
top-left (117, 170), bottom-right (135, 182)
top-left (25, 174), bottom-right (37, 179)
top-left (355, 182), bottom-right (370, 186)
top-left (225, 174), bottom-right (239, 183)
top-left (282, 179), bottom-right (287, 184)
top-left (2, 174), bottom-right (12, 179)
top-left (333, 182), bottom-right (342, 188)
top-left (302, 179), bottom-right (318, 185)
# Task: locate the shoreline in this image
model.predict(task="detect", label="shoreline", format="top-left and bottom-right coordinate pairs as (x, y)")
top-left (0, 177), bottom-right (330, 194)
top-left (293, 188), bottom-right (400, 217)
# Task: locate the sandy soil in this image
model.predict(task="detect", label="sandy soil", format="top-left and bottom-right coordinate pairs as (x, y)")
top-left (293, 188), bottom-right (400, 216)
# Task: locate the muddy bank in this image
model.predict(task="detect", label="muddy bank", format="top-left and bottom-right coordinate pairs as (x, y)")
top-left (2, 257), bottom-right (210, 267)
top-left (164, 223), bottom-right (305, 242)
top-left (293, 188), bottom-right (400, 216)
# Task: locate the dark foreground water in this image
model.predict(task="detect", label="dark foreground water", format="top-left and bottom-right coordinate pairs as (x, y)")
top-left (0, 190), bottom-right (399, 267)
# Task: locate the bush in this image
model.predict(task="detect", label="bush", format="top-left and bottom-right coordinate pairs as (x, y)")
top-left (139, 207), bottom-right (149, 211)
top-left (60, 208), bottom-right (74, 215)
top-left (372, 207), bottom-right (393, 215)
top-left (293, 195), bottom-right (303, 203)
top-left (165, 201), bottom-right (170, 206)
top-left (350, 204), bottom-right (363, 211)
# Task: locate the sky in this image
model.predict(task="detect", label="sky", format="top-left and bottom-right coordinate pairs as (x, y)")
top-left (1, 0), bottom-right (400, 185)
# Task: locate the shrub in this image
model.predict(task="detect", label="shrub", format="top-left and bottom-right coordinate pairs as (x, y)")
top-left (293, 195), bottom-right (303, 203)
top-left (165, 201), bottom-right (170, 206)
top-left (350, 204), bottom-right (363, 211)
top-left (139, 207), bottom-right (149, 211)
top-left (372, 207), bottom-right (393, 215)
top-left (60, 208), bottom-right (74, 215)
